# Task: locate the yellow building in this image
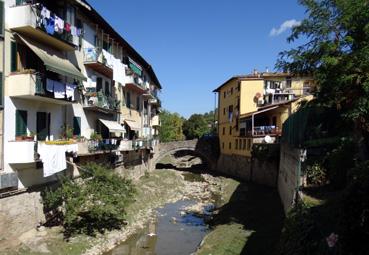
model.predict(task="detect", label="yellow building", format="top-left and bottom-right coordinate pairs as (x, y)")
top-left (214, 72), bottom-right (314, 157)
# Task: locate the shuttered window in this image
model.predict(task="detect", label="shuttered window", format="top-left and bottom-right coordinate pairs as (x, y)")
top-left (15, 110), bottom-right (27, 136)
top-left (11, 42), bottom-right (17, 72)
top-left (136, 96), bottom-right (140, 111)
top-left (73, 117), bottom-right (81, 136)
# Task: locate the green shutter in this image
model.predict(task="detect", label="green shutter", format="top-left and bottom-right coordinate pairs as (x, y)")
top-left (129, 62), bottom-right (142, 76)
top-left (73, 117), bottom-right (81, 136)
top-left (16, 110), bottom-right (27, 136)
top-left (11, 42), bottom-right (17, 72)
top-left (0, 1), bottom-right (4, 35)
top-left (36, 112), bottom-right (47, 140)
top-left (0, 72), bottom-right (2, 106)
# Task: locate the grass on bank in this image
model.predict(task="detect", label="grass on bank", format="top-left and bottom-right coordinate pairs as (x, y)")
top-left (197, 179), bottom-right (285, 255)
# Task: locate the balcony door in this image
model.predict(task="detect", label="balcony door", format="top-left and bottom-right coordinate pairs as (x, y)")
top-left (37, 112), bottom-right (50, 141)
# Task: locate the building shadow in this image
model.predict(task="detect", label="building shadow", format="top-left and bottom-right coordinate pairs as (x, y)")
top-left (210, 182), bottom-right (285, 255)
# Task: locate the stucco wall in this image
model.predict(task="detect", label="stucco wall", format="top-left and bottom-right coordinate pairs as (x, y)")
top-left (278, 142), bottom-right (301, 213)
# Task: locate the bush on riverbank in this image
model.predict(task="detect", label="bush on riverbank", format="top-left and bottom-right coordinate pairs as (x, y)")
top-left (43, 163), bottom-right (135, 237)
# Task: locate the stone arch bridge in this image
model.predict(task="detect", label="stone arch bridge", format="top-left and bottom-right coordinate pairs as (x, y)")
top-left (151, 138), bottom-right (219, 171)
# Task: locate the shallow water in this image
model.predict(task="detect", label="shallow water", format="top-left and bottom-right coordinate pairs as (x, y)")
top-left (105, 200), bottom-right (208, 255)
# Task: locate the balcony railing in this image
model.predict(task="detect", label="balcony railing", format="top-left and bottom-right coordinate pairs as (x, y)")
top-left (84, 90), bottom-right (119, 113)
top-left (246, 125), bottom-right (281, 137)
top-left (8, 71), bottom-right (76, 104)
top-left (8, 4), bottom-right (80, 51)
top-left (83, 48), bottom-right (113, 68)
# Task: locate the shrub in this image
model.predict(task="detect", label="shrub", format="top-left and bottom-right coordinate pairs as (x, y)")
top-left (339, 161), bottom-right (369, 254)
top-left (278, 202), bottom-right (328, 255)
top-left (306, 163), bottom-right (328, 186)
top-left (43, 163), bottom-right (135, 237)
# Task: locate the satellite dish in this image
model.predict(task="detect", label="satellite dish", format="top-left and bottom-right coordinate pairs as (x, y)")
top-left (264, 135), bottom-right (273, 143)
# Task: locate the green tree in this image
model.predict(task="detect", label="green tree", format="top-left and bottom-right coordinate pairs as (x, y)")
top-left (183, 114), bottom-right (209, 139)
top-left (159, 110), bottom-right (185, 142)
top-left (277, 0), bottom-right (369, 154)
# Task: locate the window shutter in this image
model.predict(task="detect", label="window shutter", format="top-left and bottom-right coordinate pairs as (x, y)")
top-left (11, 42), bottom-right (17, 72)
top-left (16, 110), bottom-right (27, 136)
top-left (73, 117), bottom-right (81, 136)
top-left (0, 1), bottom-right (4, 35)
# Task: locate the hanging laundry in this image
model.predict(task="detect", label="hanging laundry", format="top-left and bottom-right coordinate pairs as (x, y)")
top-left (46, 79), bottom-right (54, 92)
top-left (41, 6), bottom-right (50, 19)
top-left (71, 26), bottom-right (77, 36)
top-left (66, 83), bottom-right (76, 101)
top-left (53, 81), bottom-right (65, 99)
top-left (77, 28), bottom-right (83, 37)
top-left (46, 16), bottom-right (55, 35)
top-left (65, 22), bottom-right (71, 33)
top-left (54, 16), bottom-right (64, 33)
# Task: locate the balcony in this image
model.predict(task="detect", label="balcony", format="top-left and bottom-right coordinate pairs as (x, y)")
top-left (7, 72), bottom-right (76, 105)
top-left (8, 4), bottom-right (78, 51)
top-left (247, 125), bottom-right (281, 138)
top-left (83, 90), bottom-right (120, 114)
top-left (151, 115), bottom-right (160, 126)
top-left (7, 141), bottom-right (37, 164)
top-left (125, 70), bottom-right (148, 94)
top-left (83, 48), bottom-right (113, 78)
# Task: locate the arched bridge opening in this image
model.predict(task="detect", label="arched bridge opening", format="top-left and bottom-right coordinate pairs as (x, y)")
top-left (152, 137), bottom-right (220, 172)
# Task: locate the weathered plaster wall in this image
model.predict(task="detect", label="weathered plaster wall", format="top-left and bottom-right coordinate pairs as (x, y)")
top-left (278, 142), bottom-right (301, 213)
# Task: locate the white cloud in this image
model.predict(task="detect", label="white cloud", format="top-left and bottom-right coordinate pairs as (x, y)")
top-left (269, 19), bottom-right (301, 36)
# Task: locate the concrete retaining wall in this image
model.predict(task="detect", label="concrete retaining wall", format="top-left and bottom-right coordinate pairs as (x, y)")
top-left (278, 142), bottom-right (301, 213)
top-left (251, 159), bottom-right (279, 187)
top-left (216, 154), bottom-right (251, 180)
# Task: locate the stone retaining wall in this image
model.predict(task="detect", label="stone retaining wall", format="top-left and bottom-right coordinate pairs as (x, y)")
top-left (0, 191), bottom-right (45, 242)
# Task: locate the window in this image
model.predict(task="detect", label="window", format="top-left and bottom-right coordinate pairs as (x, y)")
top-left (11, 42), bottom-right (17, 72)
top-left (103, 40), bottom-right (112, 53)
top-left (222, 127), bottom-right (225, 135)
top-left (223, 108), bottom-right (226, 115)
top-left (37, 112), bottom-right (49, 141)
top-left (228, 105), bottom-right (233, 122)
top-left (104, 81), bottom-right (110, 96)
top-left (126, 91), bottom-right (131, 108)
top-left (286, 77), bottom-right (292, 88)
top-left (96, 77), bottom-right (103, 92)
top-left (229, 142), bottom-right (231, 149)
top-left (223, 91), bottom-right (226, 98)
top-left (73, 117), bottom-right (81, 136)
top-left (229, 126), bottom-right (232, 135)
top-left (136, 96), bottom-right (140, 111)
top-left (16, 110), bottom-right (27, 137)
top-left (235, 139), bottom-right (238, 150)
top-left (231, 87), bottom-right (233, 95)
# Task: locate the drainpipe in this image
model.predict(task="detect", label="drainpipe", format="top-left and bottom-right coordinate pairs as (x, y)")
top-left (1, 23), bottom-right (5, 172)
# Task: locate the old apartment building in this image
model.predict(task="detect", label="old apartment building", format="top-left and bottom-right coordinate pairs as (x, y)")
top-left (214, 71), bottom-right (314, 179)
top-left (0, 0), bottom-right (161, 190)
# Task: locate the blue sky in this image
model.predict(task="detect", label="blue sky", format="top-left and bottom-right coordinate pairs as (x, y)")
top-left (88, 0), bottom-right (307, 118)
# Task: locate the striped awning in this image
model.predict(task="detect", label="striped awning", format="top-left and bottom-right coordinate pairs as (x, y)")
top-left (16, 34), bottom-right (86, 81)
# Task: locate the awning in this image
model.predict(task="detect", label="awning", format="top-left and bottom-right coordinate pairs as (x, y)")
top-left (16, 34), bottom-right (86, 81)
top-left (99, 119), bottom-right (125, 133)
top-left (128, 57), bottom-right (142, 76)
top-left (240, 106), bottom-right (279, 119)
top-left (124, 119), bottom-right (141, 131)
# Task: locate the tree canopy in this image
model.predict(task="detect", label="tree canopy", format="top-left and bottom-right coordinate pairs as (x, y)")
top-left (183, 111), bottom-right (217, 140)
top-left (159, 110), bottom-right (185, 142)
top-left (277, 0), bottom-right (369, 151)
